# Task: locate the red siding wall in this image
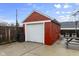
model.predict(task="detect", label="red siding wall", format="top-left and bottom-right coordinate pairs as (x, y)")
top-left (51, 22), bottom-right (60, 44)
top-left (45, 22), bottom-right (52, 45)
top-left (45, 22), bottom-right (60, 45)
top-left (23, 11), bottom-right (51, 22)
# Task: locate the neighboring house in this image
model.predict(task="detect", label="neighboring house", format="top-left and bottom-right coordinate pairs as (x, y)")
top-left (61, 21), bottom-right (79, 37)
top-left (23, 11), bottom-right (60, 45)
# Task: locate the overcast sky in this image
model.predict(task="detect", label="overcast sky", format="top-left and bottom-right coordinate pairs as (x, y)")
top-left (0, 3), bottom-right (79, 24)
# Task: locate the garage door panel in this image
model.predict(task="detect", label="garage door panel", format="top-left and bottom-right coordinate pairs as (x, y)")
top-left (26, 23), bottom-right (44, 43)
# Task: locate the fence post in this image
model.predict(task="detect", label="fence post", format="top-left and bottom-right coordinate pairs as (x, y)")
top-left (8, 28), bottom-right (11, 42)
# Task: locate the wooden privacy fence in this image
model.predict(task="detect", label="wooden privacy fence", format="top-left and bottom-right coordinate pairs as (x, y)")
top-left (0, 26), bottom-right (25, 44)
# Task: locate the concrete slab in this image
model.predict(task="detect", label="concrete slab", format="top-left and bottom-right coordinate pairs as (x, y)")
top-left (25, 40), bottom-right (79, 56)
top-left (0, 42), bottom-right (42, 56)
top-left (0, 40), bottom-right (79, 56)
top-left (23, 53), bottom-right (39, 56)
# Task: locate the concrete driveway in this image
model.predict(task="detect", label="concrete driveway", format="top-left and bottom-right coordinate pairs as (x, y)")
top-left (0, 42), bottom-right (42, 56)
top-left (0, 40), bottom-right (79, 56)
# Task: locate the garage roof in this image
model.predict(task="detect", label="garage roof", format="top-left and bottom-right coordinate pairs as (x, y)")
top-left (23, 11), bottom-right (60, 26)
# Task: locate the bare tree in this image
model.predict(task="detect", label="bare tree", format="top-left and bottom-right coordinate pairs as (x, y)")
top-left (72, 9), bottom-right (79, 37)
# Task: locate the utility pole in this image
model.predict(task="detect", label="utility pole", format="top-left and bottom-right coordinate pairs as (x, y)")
top-left (16, 9), bottom-right (19, 27)
top-left (16, 9), bottom-right (17, 24)
top-left (16, 9), bottom-right (19, 41)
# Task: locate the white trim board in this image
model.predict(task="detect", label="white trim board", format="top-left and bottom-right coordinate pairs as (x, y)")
top-left (61, 28), bottom-right (79, 30)
top-left (23, 20), bottom-right (51, 24)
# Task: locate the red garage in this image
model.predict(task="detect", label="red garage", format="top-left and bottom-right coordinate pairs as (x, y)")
top-left (23, 11), bottom-right (60, 45)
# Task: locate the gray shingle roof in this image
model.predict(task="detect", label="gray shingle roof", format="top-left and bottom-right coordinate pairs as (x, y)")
top-left (61, 21), bottom-right (79, 28)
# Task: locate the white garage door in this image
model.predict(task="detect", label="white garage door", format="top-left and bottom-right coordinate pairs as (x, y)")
top-left (26, 23), bottom-right (44, 43)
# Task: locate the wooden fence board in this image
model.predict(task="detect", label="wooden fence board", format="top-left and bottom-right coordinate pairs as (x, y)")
top-left (0, 26), bottom-right (24, 44)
